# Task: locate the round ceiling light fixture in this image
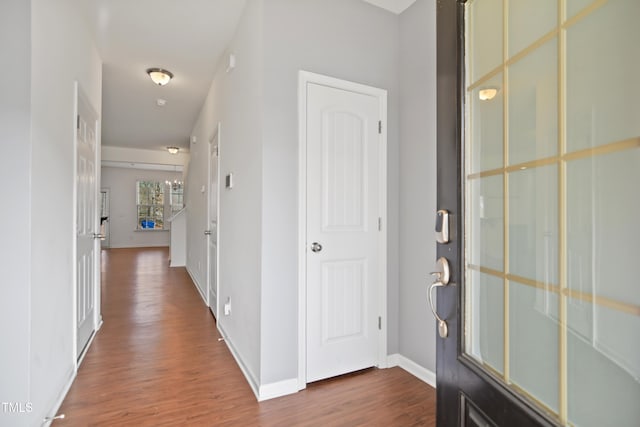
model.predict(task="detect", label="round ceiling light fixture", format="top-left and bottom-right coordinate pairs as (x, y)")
top-left (147, 68), bottom-right (174, 86)
top-left (167, 146), bottom-right (179, 154)
top-left (478, 86), bottom-right (499, 101)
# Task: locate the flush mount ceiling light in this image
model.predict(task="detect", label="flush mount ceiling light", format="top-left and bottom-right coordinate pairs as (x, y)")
top-left (167, 146), bottom-right (179, 154)
top-left (478, 87), bottom-right (499, 101)
top-left (147, 68), bottom-right (174, 86)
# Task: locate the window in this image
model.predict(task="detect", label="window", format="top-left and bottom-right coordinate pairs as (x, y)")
top-left (136, 181), bottom-right (164, 229)
top-left (167, 180), bottom-right (184, 214)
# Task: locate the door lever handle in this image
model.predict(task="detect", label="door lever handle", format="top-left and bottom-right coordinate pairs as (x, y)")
top-left (428, 257), bottom-right (451, 338)
top-left (429, 280), bottom-right (448, 338)
top-left (92, 233), bottom-right (105, 239)
top-left (204, 230), bottom-right (212, 235)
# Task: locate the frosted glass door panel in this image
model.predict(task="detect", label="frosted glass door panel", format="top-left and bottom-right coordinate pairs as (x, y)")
top-left (567, 150), bottom-right (640, 305)
top-left (508, 0), bottom-right (556, 57)
top-left (468, 0), bottom-right (503, 81)
top-left (464, 1), bottom-right (639, 424)
top-left (470, 74), bottom-right (503, 173)
top-left (465, 271), bottom-right (504, 375)
top-left (568, 307), bottom-right (640, 427)
top-left (510, 282), bottom-right (559, 413)
top-left (468, 175), bottom-right (503, 271)
top-left (509, 165), bottom-right (558, 285)
top-left (566, 0), bottom-right (640, 151)
top-left (567, 0), bottom-right (596, 18)
top-left (565, 148), bottom-right (640, 426)
top-left (508, 40), bottom-right (558, 165)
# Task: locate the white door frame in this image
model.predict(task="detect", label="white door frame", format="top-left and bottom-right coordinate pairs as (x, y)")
top-left (72, 81), bottom-right (102, 365)
top-left (297, 71), bottom-right (388, 389)
top-left (100, 188), bottom-right (110, 249)
top-left (207, 123), bottom-right (221, 318)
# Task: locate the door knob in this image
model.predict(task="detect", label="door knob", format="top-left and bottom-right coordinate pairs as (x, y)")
top-left (310, 242), bottom-right (323, 253)
top-left (428, 257), bottom-right (451, 338)
top-left (92, 233), bottom-right (105, 239)
top-left (204, 230), bottom-right (212, 235)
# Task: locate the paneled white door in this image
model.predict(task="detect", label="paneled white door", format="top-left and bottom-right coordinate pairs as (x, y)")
top-left (76, 86), bottom-right (100, 358)
top-left (207, 128), bottom-right (220, 319)
top-left (306, 82), bottom-right (382, 383)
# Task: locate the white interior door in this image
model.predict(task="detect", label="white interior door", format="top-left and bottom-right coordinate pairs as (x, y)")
top-left (305, 81), bottom-right (383, 383)
top-left (207, 128), bottom-right (220, 318)
top-left (76, 85), bottom-right (100, 358)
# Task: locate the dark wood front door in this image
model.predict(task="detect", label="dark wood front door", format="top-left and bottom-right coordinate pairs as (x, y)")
top-left (435, 0), bottom-right (640, 426)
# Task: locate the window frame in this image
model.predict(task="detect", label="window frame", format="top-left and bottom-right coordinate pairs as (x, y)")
top-left (136, 180), bottom-right (165, 230)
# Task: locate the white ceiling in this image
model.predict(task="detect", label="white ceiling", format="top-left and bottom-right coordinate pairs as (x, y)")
top-left (74, 0), bottom-right (412, 154)
top-left (74, 0), bottom-right (247, 152)
top-left (362, 0), bottom-right (417, 14)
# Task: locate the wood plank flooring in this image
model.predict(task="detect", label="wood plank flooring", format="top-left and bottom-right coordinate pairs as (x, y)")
top-left (57, 247), bottom-right (436, 426)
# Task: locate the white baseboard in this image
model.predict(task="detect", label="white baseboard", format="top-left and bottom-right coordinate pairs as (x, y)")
top-left (216, 324), bottom-right (296, 402)
top-left (387, 353), bottom-right (436, 389)
top-left (217, 324), bottom-right (260, 400)
top-left (77, 329), bottom-right (97, 366)
top-left (45, 318), bottom-right (104, 425)
top-left (108, 243), bottom-right (170, 249)
top-left (258, 378), bottom-right (298, 401)
top-left (42, 367), bottom-right (76, 426)
top-left (186, 266), bottom-right (207, 305)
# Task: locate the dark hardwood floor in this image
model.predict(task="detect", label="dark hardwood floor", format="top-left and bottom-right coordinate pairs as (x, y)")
top-left (57, 247), bottom-right (436, 426)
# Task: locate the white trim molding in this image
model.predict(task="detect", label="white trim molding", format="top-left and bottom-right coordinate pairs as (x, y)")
top-left (297, 70), bottom-right (388, 390)
top-left (258, 378), bottom-right (299, 401)
top-left (206, 123), bottom-right (222, 318)
top-left (217, 324), bottom-right (260, 400)
top-left (42, 367), bottom-right (76, 427)
top-left (387, 354), bottom-right (437, 389)
top-left (186, 266), bottom-right (208, 304)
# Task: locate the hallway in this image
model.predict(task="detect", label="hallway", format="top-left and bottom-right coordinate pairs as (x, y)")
top-left (57, 247), bottom-right (436, 426)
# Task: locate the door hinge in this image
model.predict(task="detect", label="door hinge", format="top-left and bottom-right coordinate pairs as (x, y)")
top-left (378, 217), bottom-right (382, 231)
top-left (77, 115), bottom-right (80, 130)
top-left (378, 120), bottom-right (382, 134)
top-left (378, 316), bottom-right (382, 330)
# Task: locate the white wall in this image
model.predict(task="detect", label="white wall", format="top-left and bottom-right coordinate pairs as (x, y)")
top-left (398, 0), bottom-right (438, 373)
top-left (186, 0), bottom-right (263, 386)
top-left (0, 2), bottom-right (32, 424)
top-left (186, 0), bottom-right (439, 397)
top-left (28, 0), bottom-right (102, 425)
top-left (260, 0), bottom-right (401, 385)
top-left (101, 167), bottom-right (182, 248)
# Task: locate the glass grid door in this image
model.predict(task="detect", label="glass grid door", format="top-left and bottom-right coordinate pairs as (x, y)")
top-left (464, 0), bottom-right (640, 425)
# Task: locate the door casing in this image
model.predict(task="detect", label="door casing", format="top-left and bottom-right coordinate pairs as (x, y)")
top-left (100, 188), bottom-right (110, 249)
top-left (207, 123), bottom-right (221, 319)
top-left (297, 70), bottom-right (388, 389)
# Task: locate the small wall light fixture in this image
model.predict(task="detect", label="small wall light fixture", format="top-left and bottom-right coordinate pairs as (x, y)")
top-left (147, 68), bottom-right (174, 86)
top-left (478, 87), bottom-right (499, 101)
top-left (167, 146), bottom-right (179, 154)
